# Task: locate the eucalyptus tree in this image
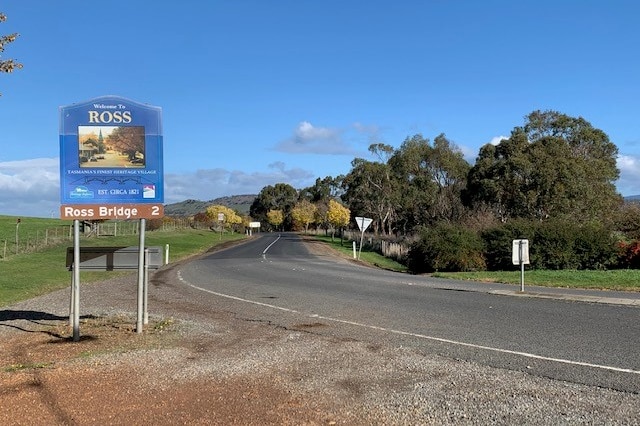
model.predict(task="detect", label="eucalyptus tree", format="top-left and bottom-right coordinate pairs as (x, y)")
top-left (465, 110), bottom-right (621, 222)
top-left (342, 144), bottom-right (397, 235)
top-left (249, 183), bottom-right (298, 230)
top-left (299, 175), bottom-right (344, 203)
top-left (388, 134), bottom-right (470, 232)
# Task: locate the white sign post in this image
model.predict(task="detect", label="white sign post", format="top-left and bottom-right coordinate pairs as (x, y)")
top-left (512, 239), bottom-right (530, 292)
top-left (218, 213), bottom-right (225, 240)
top-left (249, 221), bottom-right (260, 236)
top-left (355, 216), bottom-right (373, 260)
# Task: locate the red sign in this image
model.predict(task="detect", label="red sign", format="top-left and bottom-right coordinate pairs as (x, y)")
top-left (60, 204), bottom-right (164, 220)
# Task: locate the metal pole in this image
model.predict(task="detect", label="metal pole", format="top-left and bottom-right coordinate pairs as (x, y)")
top-left (69, 267), bottom-right (74, 326)
top-left (143, 248), bottom-right (149, 325)
top-left (136, 218), bottom-right (146, 333)
top-left (73, 219), bottom-right (80, 342)
top-left (519, 240), bottom-right (525, 292)
top-left (165, 243), bottom-right (169, 265)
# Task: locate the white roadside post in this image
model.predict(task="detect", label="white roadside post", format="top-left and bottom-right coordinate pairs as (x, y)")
top-left (512, 239), bottom-right (530, 292)
top-left (355, 216), bottom-right (373, 260)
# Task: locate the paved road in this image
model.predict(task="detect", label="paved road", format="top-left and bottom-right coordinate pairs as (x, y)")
top-left (178, 233), bottom-right (640, 392)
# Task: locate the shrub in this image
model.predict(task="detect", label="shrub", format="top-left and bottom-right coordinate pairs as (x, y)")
top-left (482, 219), bottom-right (618, 270)
top-left (617, 239), bottom-right (640, 269)
top-left (573, 223), bottom-right (618, 270)
top-left (408, 224), bottom-right (485, 273)
top-left (532, 220), bottom-right (579, 269)
top-left (481, 219), bottom-right (535, 270)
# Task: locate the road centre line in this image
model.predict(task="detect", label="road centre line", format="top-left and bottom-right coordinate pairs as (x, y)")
top-left (178, 271), bottom-right (640, 376)
top-left (262, 234), bottom-right (281, 255)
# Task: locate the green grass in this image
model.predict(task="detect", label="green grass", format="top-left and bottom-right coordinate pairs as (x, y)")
top-left (0, 217), bottom-right (246, 307)
top-left (431, 269), bottom-right (640, 292)
top-left (307, 233), bottom-right (639, 292)
top-left (307, 234), bottom-right (408, 272)
top-left (0, 215), bottom-right (70, 255)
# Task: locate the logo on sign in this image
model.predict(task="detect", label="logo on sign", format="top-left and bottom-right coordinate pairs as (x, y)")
top-left (70, 185), bottom-right (94, 199)
top-left (143, 184), bottom-right (156, 198)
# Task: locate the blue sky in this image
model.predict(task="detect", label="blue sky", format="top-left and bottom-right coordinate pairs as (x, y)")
top-left (1, 1), bottom-right (640, 218)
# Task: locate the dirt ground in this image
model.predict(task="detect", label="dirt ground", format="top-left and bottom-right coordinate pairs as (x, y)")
top-left (0, 240), bottom-right (361, 425)
top-left (0, 315), bottom-right (341, 425)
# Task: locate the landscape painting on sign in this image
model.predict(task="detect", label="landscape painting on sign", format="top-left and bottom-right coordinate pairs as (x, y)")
top-left (78, 125), bottom-right (145, 168)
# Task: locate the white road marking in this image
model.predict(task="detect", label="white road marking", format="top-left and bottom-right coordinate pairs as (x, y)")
top-left (262, 234), bottom-right (281, 255)
top-left (177, 271), bottom-right (640, 376)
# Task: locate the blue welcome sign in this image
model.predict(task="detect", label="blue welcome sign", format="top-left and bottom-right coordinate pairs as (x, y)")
top-left (59, 96), bottom-right (164, 220)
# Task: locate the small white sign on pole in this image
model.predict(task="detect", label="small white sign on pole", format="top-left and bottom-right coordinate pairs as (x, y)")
top-left (512, 239), bottom-right (530, 292)
top-left (512, 239), bottom-right (530, 265)
top-left (355, 217), bottom-right (373, 260)
top-left (355, 216), bottom-right (373, 232)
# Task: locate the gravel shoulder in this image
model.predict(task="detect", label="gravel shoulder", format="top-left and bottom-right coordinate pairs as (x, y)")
top-left (1, 241), bottom-right (639, 425)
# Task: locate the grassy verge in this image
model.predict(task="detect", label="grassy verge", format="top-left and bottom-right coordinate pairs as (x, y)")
top-left (431, 270), bottom-right (640, 292)
top-left (306, 234), bottom-right (408, 272)
top-left (307, 234), bottom-right (639, 292)
top-left (0, 226), bottom-right (246, 307)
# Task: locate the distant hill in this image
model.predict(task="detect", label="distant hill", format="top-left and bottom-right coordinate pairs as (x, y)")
top-left (624, 195), bottom-right (640, 202)
top-left (164, 194), bottom-right (256, 217)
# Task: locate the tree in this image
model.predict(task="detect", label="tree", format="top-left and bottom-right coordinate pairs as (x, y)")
top-left (299, 175), bottom-right (344, 203)
top-left (326, 199), bottom-right (350, 242)
top-left (107, 126), bottom-right (145, 159)
top-left (250, 183), bottom-right (298, 230)
top-left (206, 205), bottom-right (242, 232)
top-left (388, 134), bottom-right (470, 232)
top-left (290, 199), bottom-right (317, 233)
top-left (342, 144), bottom-right (397, 235)
top-left (266, 209), bottom-right (284, 231)
top-left (0, 13), bottom-right (22, 95)
top-left (465, 110), bottom-right (621, 223)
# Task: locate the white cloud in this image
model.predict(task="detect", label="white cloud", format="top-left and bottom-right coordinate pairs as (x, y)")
top-left (489, 135), bottom-right (509, 145)
top-left (275, 121), bottom-right (355, 155)
top-left (0, 158), bottom-right (60, 218)
top-left (352, 122), bottom-right (382, 144)
top-left (616, 154), bottom-right (640, 197)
